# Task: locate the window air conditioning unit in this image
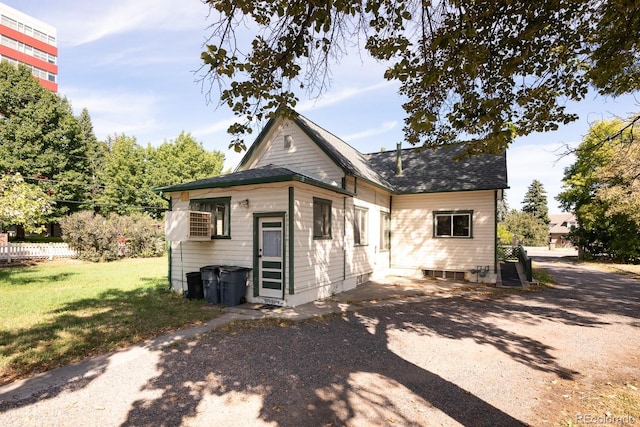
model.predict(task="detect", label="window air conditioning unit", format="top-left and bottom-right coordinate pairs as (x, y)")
top-left (165, 210), bottom-right (211, 241)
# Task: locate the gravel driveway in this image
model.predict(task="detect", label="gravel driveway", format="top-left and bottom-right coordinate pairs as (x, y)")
top-left (1, 253), bottom-right (638, 426)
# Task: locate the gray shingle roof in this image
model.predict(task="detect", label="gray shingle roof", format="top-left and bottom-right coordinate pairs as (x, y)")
top-left (366, 144), bottom-right (508, 194)
top-left (154, 164), bottom-right (353, 195)
top-left (293, 115), bottom-right (393, 190)
top-left (156, 112), bottom-right (508, 195)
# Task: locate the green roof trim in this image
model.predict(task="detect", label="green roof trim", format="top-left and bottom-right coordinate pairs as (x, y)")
top-left (153, 165), bottom-right (354, 196)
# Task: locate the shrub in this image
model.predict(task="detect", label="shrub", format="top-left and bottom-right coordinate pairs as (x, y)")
top-left (60, 212), bottom-right (165, 261)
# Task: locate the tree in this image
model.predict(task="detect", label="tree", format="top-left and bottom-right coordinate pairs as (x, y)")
top-left (76, 108), bottom-right (107, 210)
top-left (502, 209), bottom-right (548, 246)
top-left (497, 194), bottom-right (509, 223)
top-left (96, 132), bottom-right (226, 218)
top-left (0, 173), bottom-right (54, 233)
top-left (593, 131), bottom-right (640, 227)
top-left (145, 132), bottom-right (225, 215)
top-left (149, 132), bottom-right (225, 189)
top-left (96, 134), bottom-right (150, 217)
top-left (557, 117), bottom-right (640, 262)
top-left (522, 180), bottom-right (550, 225)
top-left (200, 0), bottom-right (640, 154)
top-left (0, 62), bottom-right (96, 220)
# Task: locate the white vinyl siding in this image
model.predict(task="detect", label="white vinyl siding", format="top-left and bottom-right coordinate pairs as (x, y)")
top-left (390, 190), bottom-right (495, 273)
top-left (242, 118), bottom-right (344, 186)
top-left (167, 184), bottom-right (290, 294)
top-left (348, 182), bottom-right (391, 280)
top-left (291, 185), bottom-right (345, 295)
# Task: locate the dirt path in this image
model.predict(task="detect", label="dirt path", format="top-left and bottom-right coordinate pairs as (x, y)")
top-left (1, 254), bottom-right (638, 426)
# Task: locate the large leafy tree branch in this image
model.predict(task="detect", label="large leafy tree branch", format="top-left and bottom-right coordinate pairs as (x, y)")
top-left (558, 117), bottom-right (640, 262)
top-left (200, 0), bottom-right (640, 155)
top-left (0, 173), bottom-right (54, 233)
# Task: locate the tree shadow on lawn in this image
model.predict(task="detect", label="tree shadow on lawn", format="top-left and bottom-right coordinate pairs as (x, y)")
top-left (0, 281), bottom-right (214, 409)
top-left (0, 269), bottom-right (77, 286)
top-left (120, 284), bottom-right (632, 427)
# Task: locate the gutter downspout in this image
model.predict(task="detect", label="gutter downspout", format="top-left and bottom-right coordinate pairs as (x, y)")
top-left (389, 195), bottom-right (393, 268)
top-left (343, 197), bottom-right (347, 281)
top-left (494, 190), bottom-right (498, 274)
top-left (160, 192), bottom-right (172, 290)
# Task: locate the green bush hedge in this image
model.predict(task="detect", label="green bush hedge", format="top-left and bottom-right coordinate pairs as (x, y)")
top-left (60, 212), bottom-right (165, 261)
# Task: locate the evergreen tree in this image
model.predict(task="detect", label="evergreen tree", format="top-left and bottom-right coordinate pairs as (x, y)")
top-left (96, 134), bottom-right (149, 217)
top-left (0, 62), bottom-right (91, 223)
top-left (497, 194), bottom-right (509, 222)
top-left (76, 108), bottom-right (107, 210)
top-left (522, 180), bottom-right (550, 225)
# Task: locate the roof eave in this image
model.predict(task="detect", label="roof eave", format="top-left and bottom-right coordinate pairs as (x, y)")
top-left (392, 185), bottom-right (509, 195)
top-left (154, 173), bottom-right (355, 196)
top-left (235, 117), bottom-right (280, 171)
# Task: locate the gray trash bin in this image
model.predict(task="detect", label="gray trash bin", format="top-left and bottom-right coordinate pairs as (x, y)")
top-left (219, 266), bottom-right (251, 307)
top-left (200, 265), bottom-right (220, 304)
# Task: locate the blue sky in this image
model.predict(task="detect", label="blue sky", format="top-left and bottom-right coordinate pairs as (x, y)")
top-left (6, 0), bottom-right (639, 213)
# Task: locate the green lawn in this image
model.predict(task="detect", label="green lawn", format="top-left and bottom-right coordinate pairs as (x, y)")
top-left (0, 257), bottom-right (223, 385)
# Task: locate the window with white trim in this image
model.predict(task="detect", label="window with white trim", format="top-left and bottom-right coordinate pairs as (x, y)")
top-left (313, 198), bottom-right (332, 239)
top-left (380, 211), bottom-right (391, 251)
top-left (434, 211), bottom-right (472, 238)
top-left (354, 206), bottom-right (368, 246)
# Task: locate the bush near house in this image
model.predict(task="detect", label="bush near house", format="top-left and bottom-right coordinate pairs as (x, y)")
top-left (60, 211), bottom-right (165, 262)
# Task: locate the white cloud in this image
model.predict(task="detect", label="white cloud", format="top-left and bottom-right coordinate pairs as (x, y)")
top-left (193, 117), bottom-right (239, 138)
top-left (297, 81), bottom-right (395, 111)
top-left (42, 0), bottom-right (209, 46)
top-left (343, 121), bottom-right (398, 142)
top-left (507, 140), bottom-right (577, 212)
top-left (93, 47), bottom-right (195, 68)
top-left (63, 87), bottom-right (163, 140)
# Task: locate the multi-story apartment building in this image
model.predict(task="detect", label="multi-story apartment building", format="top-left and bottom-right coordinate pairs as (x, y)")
top-left (0, 2), bottom-right (57, 92)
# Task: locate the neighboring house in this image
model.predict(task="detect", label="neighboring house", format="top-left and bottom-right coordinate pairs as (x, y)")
top-left (548, 213), bottom-right (577, 248)
top-left (155, 112), bottom-right (508, 307)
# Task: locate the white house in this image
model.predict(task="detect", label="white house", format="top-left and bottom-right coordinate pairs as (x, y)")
top-left (155, 112), bottom-right (508, 307)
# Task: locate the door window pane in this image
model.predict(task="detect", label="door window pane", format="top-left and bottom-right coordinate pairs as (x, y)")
top-left (263, 230), bottom-right (281, 257)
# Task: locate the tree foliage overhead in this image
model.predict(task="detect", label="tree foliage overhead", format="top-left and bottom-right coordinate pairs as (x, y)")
top-left (558, 117), bottom-right (640, 262)
top-left (201, 0), bottom-right (640, 154)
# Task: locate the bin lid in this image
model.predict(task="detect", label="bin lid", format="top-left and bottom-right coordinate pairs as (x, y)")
top-left (200, 265), bottom-right (220, 271)
top-left (219, 266), bottom-right (252, 272)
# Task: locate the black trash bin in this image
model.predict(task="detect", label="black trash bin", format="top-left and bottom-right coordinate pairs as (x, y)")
top-left (185, 271), bottom-right (204, 300)
top-left (200, 265), bottom-right (220, 304)
top-left (219, 266), bottom-right (252, 307)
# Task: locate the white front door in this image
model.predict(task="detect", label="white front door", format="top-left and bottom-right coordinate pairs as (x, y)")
top-left (258, 217), bottom-right (284, 299)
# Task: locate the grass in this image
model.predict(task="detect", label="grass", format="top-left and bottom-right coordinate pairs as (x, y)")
top-left (532, 264), bottom-right (554, 286)
top-left (0, 257), bottom-right (224, 385)
top-left (556, 379), bottom-right (640, 426)
top-left (583, 262), bottom-right (640, 281)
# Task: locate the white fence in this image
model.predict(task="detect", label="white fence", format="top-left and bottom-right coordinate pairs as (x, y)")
top-left (0, 243), bottom-right (77, 263)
